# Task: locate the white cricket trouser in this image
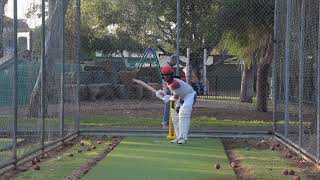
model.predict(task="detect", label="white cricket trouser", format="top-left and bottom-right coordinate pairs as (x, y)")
top-left (171, 92), bottom-right (196, 140)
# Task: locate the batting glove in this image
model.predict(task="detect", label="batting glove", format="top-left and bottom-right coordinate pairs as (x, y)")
top-left (156, 90), bottom-right (166, 99)
top-left (169, 95), bottom-right (179, 101)
top-left (162, 95), bottom-right (171, 103)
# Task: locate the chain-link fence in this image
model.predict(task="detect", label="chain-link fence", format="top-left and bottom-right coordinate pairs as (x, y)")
top-left (5, 0), bottom-right (320, 171)
top-left (274, 0), bottom-right (320, 163)
top-left (77, 0), bottom-right (274, 129)
top-left (0, 0), bottom-right (80, 169)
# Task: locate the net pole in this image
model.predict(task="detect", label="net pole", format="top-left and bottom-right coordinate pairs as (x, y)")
top-left (60, 0), bottom-right (66, 139)
top-left (12, 0), bottom-right (18, 165)
top-left (175, 0), bottom-right (181, 77)
top-left (40, 0), bottom-right (46, 151)
top-left (75, 0), bottom-right (81, 134)
top-left (284, 0), bottom-right (293, 137)
top-left (298, 0), bottom-right (305, 149)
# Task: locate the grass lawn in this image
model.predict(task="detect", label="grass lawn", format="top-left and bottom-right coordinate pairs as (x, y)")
top-left (0, 138), bottom-right (32, 163)
top-left (80, 115), bottom-right (273, 129)
top-left (83, 137), bottom-right (235, 180)
top-left (0, 116), bottom-right (75, 130)
top-left (233, 143), bottom-right (307, 179)
top-left (0, 138), bottom-right (24, 149)
top-left (16, 139), bottom-right (110, 180)
top-left (80, 116), bottom-right (162, 128)
top-left (198, 95), bottom-right (240, 100)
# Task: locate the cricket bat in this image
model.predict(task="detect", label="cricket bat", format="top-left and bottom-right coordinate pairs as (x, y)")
top-left (132, 78), bottom-right (158, 93)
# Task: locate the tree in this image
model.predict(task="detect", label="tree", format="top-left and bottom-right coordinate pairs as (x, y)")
top-left (29, 0), bottom-right (70, 116)
top-left (144, 0), bottom-right (223, 79)
top-left (220, 31), bottom-right (258, 103)
top-left (79, 0), bottom-right (223, 62)
top-left (79, 1), bottom-right (274, 112)
top-left (218, 0), bottom-right (274, 111)
top-left (80, 0), bottom-right (147, 57)
top-left (0, 0), bottom-right (8, 58)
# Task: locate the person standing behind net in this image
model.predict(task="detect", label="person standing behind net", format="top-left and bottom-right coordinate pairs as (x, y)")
top-left (156, 66), bottom-right (196, 144)
top-left (162, 55), bottom-right (185, 128)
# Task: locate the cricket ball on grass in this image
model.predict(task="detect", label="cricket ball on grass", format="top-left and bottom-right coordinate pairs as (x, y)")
top-left (270, 145), bottom-right (276, 151)
top-left (33, 165), bottom-right (40, 170)
top-left (286, 152), bottom-right (293, 158)
top-left (292, 175), bottom-right (300, 180)
top-left (256, 142), bottom-right (261, 147)
top-left (68, 153), bottom-right (74, 157)
top-left (282, 169), bottom-right (288, 175)
top-left (214, 163), bottom-right (220, 169)
top-left (288, 169), bottom-right (295, 175)
top-left (83, 169), bottom-right (89, 175)
top-left (40, 154), bottom-right (45, 159)
top-left (230, 162), bottom-right (238, 168)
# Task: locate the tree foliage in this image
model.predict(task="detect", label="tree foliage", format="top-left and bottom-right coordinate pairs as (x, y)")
top-left (218, 0), bottom-right (274, 67)
top-left (81, 0), bottom-right (147, 56)
top-left (218, 0), bottom-right (274, 111)
top-left (80, 0), bottom-right (225, 56)
top-left (0, 0), bottom-right (8, 58)
top-left (25, 0), bottom-right (275, 112)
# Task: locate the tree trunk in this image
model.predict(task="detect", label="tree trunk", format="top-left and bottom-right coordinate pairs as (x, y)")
top-left (240, 63), bottom-right (255, 103)
top-left (28, 0), bottom-right (69, 117)
top-left (49, 0), bottom-right (56, 22)
top-left (0, 0), bottom-right (5, 58)
top-left (256, 63), bottom-right (270, 111)
top-left (189, 52), bottom-right (202, 81)
top-left (255, 33), bottom-right (273, 112)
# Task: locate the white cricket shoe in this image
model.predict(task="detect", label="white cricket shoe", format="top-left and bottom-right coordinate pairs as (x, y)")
top-left (178, 138), bottom-right (187, 144)
top-left (162, 123), bottom-right (168, 129)
top-left (170, 138), bottom-right (179, 143)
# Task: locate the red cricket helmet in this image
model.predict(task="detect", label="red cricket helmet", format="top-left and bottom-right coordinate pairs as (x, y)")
top-left (161, 66), bottom-right (174, 75)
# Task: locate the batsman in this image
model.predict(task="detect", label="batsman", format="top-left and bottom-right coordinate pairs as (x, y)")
top-left (156, 66), bottom-right (196, 144)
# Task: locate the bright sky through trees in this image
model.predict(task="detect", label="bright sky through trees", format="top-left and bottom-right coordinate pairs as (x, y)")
top-left (5, 0), bottom-right (41, 28)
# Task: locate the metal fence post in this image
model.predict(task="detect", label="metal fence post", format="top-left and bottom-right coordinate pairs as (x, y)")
top-left (272, 0), bottom-right (280, 132)
top-left (298, 0), bottom-right (305, 149)
top-left (203, 49), bottom-right (207, 95)
top-left (75, 0), bottom-right (81, 134)
top-left (12, 0), bottom-right (18, 165)
top-left (60, 0), bottom-right (65, 139)
top-left (175, 0), bottom-right (181, 77)
top-left (186, 48), bottom-right (190, 84)
top-left (284, 0), bottom-right (292, 138)
top-left (40, 0), bottom-right (46, 150)
top-left (317, 0), bottom-right (320, 165)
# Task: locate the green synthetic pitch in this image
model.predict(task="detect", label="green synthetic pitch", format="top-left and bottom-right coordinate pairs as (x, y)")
top-left (84, 137), bottom-right (235, 180)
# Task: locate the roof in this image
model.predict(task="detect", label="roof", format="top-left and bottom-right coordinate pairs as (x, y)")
top-left (3, 16), bottom-right (31, 32)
